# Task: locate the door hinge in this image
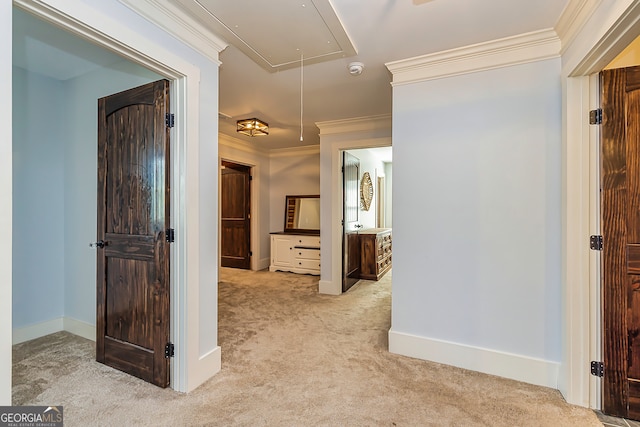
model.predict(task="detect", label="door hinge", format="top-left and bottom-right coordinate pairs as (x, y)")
top-left (249, 175), bottom-right (253, 181)
top-left (249, 251), bottom-right (253, 256)
top-left (165, 342), bottom-right (175, 358)
top-left (166, 228), bottom-right (175, 243)
top-left (166, 113), bottom-right (175, 128)
top-left (591, 361), bottom-right (604, 377)
top-left (590, 235), bottom-right (603, 251)
top-left (589, 108), bottom-right (602, 125)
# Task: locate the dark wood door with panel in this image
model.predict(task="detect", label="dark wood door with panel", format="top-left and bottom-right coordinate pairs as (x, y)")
top-left (601, 66), bottom-right (640, 419)
top-left (221, 161), bottom-right (251, 269)
top-left (96, 80), bottom-right (171, 388)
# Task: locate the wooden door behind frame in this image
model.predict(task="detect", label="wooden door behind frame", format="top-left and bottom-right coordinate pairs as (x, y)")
top-left (343, 151), bottom-right (361, 292)
top-left (601, 66), bottom-right (640, 419)
top-left (221, 161), bottom-right (251, 269)
top-left (96, 80), bottom-right (171, 388)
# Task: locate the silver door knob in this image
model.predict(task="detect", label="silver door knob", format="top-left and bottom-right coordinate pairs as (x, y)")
top-left (89, 240), bottom-right (105, 248)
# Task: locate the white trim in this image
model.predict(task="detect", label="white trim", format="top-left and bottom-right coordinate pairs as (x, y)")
top-left (555, 0), bottom-right (602, 55)
top-left (190, 346), bottom-right (221, 388)
top-left (318, 280), bottom-right (341, 295)
top-left (118, 0), bottom-right (227, 63)
top-left (219, 133), bottom-right (269, 156)
top-left (385, 29), bottom-right (561, 85)
top-left (63, 317), bottom-right (95, 342)
top-left (389, 330), bottom-right (560, 389)
top-left (269, 145), bottom-right (320, 158)
top-left (13, 317), bottom-right (95, 344)
top-left (12, 318), bottom-right (64, 345)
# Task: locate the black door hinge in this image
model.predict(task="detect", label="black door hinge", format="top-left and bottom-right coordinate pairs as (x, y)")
top-left (165, 342), bottom-right (175, 358)
top-left (590, 235), bottom-right (603, 251)
top-left (249, 251), bottom-right (253, 256)
top-left (591, 361), bottom-right (604, 377)
top-left (166, 113), bottom-right (175, 128)
top-left (166, 228), bottom-right (175, 243)
top-left (249, 175), bottom-right (253, 181)
top-left (589, 108), bottom-right (602, 125)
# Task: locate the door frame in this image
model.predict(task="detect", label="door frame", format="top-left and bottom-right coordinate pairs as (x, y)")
top-left (317, 115), bottom-right (392, 295)
top-left (561, 0), bottom-right (640, 408)
top-left (13, 0), bottom-right (208, 392)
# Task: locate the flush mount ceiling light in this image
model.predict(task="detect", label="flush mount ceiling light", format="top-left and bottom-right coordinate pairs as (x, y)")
top-left (236, 118), bottom-right (269, 137)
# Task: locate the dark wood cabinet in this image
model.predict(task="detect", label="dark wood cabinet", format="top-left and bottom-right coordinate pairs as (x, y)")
top-left (359, 228), bottom-right (392, 281)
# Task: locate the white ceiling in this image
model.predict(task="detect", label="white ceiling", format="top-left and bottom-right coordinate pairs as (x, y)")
top-left (13, 0), bottom-right (570, 150)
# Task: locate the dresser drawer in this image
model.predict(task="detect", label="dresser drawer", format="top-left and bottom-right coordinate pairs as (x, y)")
top-left (295, 259), bottom-right (321, 270)
top-left (293, 235), bottom-right (321, 248)
top-left (294, 248), bottom-right (321, 260)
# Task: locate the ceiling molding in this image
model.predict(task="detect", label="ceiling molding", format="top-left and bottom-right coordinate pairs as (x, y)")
top-left (118, 0), bottom-right (227, 63)
top-left (269, 145), bottom-right (320, 159)
top-left (218, 133), bottom-right (269, 156)
top-left (385, 29), bottom-right (561, 86)
top-left (316, 114), bottom-right (392, 136)
top-left (555, 0), bottom-right (602, 55)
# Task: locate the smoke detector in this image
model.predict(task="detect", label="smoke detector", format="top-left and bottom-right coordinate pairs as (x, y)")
top-left (348, 62), bottom-right (364, 76)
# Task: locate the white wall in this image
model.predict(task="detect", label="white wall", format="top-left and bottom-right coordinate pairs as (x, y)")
top-left (1, 0), bottom-right (12, 405)
top-left (347, 148), bottom-right (386, 229)
top-left (390, 58), bottom-right (562, 386)
top-left (12, 67), bottom-right (65, 331)
top-left (62, 61), bottom-right (163, 329)
top-left (269, 147), bottom-right (320, 232)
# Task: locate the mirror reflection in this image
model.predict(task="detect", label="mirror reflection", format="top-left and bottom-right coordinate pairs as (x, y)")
top-left (284, 195), bottom-right (320, 233)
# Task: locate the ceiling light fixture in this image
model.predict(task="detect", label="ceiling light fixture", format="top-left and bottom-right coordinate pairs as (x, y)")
top-left (236, 118), bottom-right (269, 137)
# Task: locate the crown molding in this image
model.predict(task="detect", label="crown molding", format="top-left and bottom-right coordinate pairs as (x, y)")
top-left (218, 133), bottom-right (269, 156)
top-left (385, 29), bottom-right (560, 85)
top-left (269, 145), bottom-right (320, 159)
top-left (555, 0), bottom-right (602, 55)
top-left (316, 114), bottom-right (392, 135)
top-left (118, 0), bottom-right (227, 63)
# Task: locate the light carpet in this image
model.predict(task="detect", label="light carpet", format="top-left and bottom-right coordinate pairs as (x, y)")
top-left (12, 267), bottom-right (601, 426)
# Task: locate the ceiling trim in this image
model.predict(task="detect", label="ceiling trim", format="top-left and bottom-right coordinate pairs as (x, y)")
top-left (555, 0), bottom-right (602, 55)
top-left (118, 0), bottom-right (227, 62)
top-left (385, 29), bottom-right (561, 86)
top-left (218, 133), bottom-right (269, 156)
top-left (316, 114), bottom-right (392, 136)
top-left (269, 145), bottom-right (320, 159)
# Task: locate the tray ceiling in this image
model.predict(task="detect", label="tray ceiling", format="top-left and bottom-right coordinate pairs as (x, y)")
top-left (175, 0), bottom-right (357, 71)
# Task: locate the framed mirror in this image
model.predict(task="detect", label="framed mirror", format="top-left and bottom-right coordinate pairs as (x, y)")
top-left (284, 195), bottom-right (320, 234)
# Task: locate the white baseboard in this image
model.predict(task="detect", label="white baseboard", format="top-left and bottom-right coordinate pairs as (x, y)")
top-left (13, 317), bottom-right (64, 344)
top-left (257, 258), bottom-right (270, 271)
top-left (388, 330), bottom-right (559, 389)
top-left (13, 316), bottom-right (96, 345)
top-left (186, 346), bottom-right (221, 393)
top-left (319, 280), bottom-right (341, 295)
top-left (63, 317), bottom-right (96, 342)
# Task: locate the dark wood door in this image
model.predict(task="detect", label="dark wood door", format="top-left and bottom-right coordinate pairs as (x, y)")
top-left (96, 80), bottom-right (171, 388)
top-left (601, 66), bottom-right (640, 419)
top-left (343, 151), bottom-right (361, 292)
top-left (220, 161), bottom-right (251, 269)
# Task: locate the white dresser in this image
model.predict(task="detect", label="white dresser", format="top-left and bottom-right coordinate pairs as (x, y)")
top-left (269, 233), bottom-right (320, 275)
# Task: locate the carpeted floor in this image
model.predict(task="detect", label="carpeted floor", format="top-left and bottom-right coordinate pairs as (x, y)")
top-left (12, 267), bottom-right (602, 426)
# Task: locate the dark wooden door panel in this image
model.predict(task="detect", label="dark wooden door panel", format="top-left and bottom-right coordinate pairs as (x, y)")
top-left (343, 151), bottom-right (360, 292)
top-left (97, 79), bottom-right (170, 388)
top-left (602, 66), bottom-right (640, 419)
top-left (221, 161), bottom-right (251, 269)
